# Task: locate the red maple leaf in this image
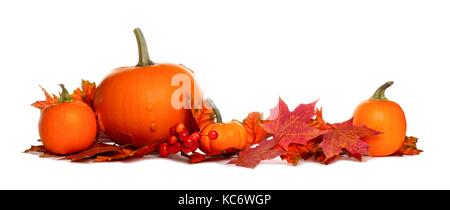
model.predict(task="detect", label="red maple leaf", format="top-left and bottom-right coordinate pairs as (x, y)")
top-left (320, 119), bottom-right (380, 161)
top-left (229, 98), bottom-right (325, 168)
top-left (261, 98), bottom-right (326, 150)
top-left (228, 139), bottom-right (285, 168)
top-left (309, 108), bottom-right (334, 130)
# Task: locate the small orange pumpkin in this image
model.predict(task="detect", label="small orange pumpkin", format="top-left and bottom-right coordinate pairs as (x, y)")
top-left (199, 100), bottom-right (254, 155)
top-left (200, 121), bottom-right (249, 155)
top-left (39, 85), bottom-right (97, 155)
top-left (93, 28), bottom-right (203, 148)
top-left (353, 81), bottom-right (407, 156)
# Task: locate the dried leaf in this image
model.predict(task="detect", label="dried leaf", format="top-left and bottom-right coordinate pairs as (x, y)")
top-left (72, 80), bottom-right (96, 106)
top-left (71, 88), bottom-right (83, 102)
top-left (309, 108), bottom-right (334, 130)
top-left (242, 112), bottom-right (271, 144)
top-left (31, 86), bottom-right (59, 110)
top-left (230, 98), bottom-right (324, 168)
top-left (393, 136), bottom-right (422, 156)
top-left (320, 119), bottom-right (380, 162)
top-left (186, 152), bottom-right (208, 163)
top-left (261, 98), bottom-right (325, 150)
top-left (63, 143), bottom-right (122, 161)
top-left (280, 138), bottom-right (322, 165)
top-left (24, 145), bottom-right (57, 157)
top-left (95, 144), bottom-right (157, 162)
top-left (25, 140), bottom-right (157, 162)
top-left (228, 139), bottom-right (286, 168)
top-left (183, 151), bottom-right (238, 164)
top-left (81, 80), bottom-right (96, 103)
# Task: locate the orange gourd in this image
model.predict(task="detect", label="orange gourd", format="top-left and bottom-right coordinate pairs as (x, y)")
top-left (200, 121), bottom-right (250, 155)
top-left (199, 101), bottom-right (253, 155)
top-left (93, 28), bottom-right (203, 148)
top-left (39, 85), bottom-right (97, 155)
top-left (353, 81), bottom-right (407, 156)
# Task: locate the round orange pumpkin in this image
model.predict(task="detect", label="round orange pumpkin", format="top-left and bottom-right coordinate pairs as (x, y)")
top-left (200, 121), bottom-right (249, 155)
top-left (93, 28), bottom-right (203, 148)
top-left (39, 85), bottom-right (97, 155)
top-left (198, 100), bottom-right (255, 155)
top-left (353, 81), bottom-right (407, 157)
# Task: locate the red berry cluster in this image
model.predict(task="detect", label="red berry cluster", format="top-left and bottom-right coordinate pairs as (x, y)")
top-left (159, 123), bottom-right (201, 157)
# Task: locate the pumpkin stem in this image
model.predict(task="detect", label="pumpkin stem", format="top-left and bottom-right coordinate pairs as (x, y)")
top-left (58, 84), bottom-right (73, 103)
top-left (134, 28), bottom-right (155, 67)
top-left (370, 81), bottom-right (394, 100)
top-left (206, 98), bottom-right (223, 123)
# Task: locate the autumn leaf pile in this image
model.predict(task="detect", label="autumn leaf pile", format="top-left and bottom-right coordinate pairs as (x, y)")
top-left (231, 99), bottom-right (377, 168)
top-left (26, 81), bottom-right (422, 167)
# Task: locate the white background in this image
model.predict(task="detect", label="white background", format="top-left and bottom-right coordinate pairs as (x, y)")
top-left (0, 0), bottom-right (449, 189)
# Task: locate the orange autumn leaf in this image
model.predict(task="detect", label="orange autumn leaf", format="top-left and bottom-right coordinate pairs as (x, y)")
top-left (25, 140), bottom-right (157, 162)
top-left (181, 152), bottom-right (208, 163)
top-left (32, 80), bottom-right (95, 110)
top-left (309, 108), bottom-right (334, 130)
top-left (191, 98), bottom-right (217, 130)
top-left (63, 142), bottom-right (123, 161)
top-left (82, 80), bottom-right (96, 102)
top-left (281, 138), bottom-right (322, 165)
top-left (72, 80), bottom-right (96, 106)
top-left (24, 144), bottom-right (57, 158)
top-left (31, 86), bottom-right (59, 110)
top-left (242, 112), bottom-right (271, 145)
top-left (392, 136), bottom-right (422, 156)
top-left (95, 144), bottom-right (157, 162)
top-left (71, 88), bottom-right (83, 102)
top-left (182, 151), bottom-right (238, 164)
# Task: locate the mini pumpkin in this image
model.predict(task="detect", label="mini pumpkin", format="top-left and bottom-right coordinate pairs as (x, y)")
top-left (199, 100), bottom-right (255, 155)
top-left (39, 85), bottom-right (97, 155)
top-left (353, 81), bottom-right (407, 156)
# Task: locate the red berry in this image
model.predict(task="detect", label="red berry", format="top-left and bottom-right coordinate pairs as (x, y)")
top-left (182, 137), bottom-right (194, 148)
top-left (190, 132), bottom-right (200, 142)
top-left (169, 127), bottom-right (177, 135)
top-left (175, 123), bottom-right (186, 133)
top-left (181, 145), bottom-right (191, 154)
top-left (167, 135), bottom-right (178, 145)
top-left (208, 130), bottom-right (219, 140)
top-left (159, 143), bottom-right (169, 157)
top-left (168, 142), bottom-right (181, 154)
top-left (178, 130), bottom-right (189, 139)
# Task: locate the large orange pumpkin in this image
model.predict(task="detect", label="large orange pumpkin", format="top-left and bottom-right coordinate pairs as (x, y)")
top-left (93, 28), bottom-right (203, 148)
top-left (353, 81), bottom-right (407, 156)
